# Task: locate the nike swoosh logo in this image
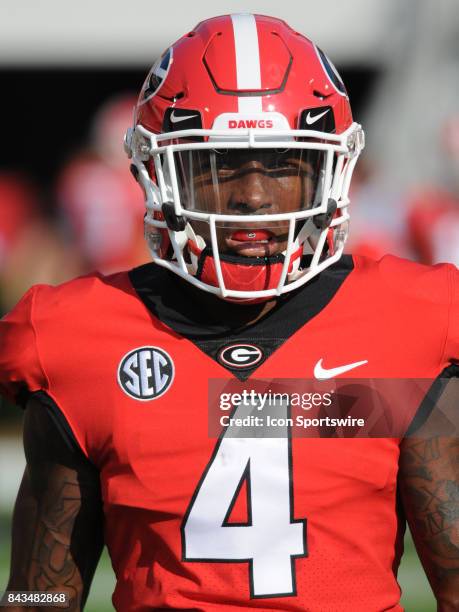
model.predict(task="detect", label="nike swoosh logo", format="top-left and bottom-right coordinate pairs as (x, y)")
top-left (305, 109), bottom-right (329, 125)
top-left (170, 111), bottom-right (198, 124)
top-left (314, 358), bottom-right (368, 380)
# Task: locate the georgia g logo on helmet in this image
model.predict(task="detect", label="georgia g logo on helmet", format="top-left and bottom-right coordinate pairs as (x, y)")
top-left (140, 48), bottom-right (173, 103)
top-left (127, 14), bottom-right (364, 303)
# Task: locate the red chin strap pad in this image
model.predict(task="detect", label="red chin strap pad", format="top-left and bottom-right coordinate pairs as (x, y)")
top-left (195, 246), bottom-right (303, 296)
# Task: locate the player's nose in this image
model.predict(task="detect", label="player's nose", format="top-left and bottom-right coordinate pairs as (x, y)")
top-left (227, 162), bottom-right (276, 214)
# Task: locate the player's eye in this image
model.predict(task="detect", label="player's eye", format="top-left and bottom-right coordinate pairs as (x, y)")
top-left (214, 150), bottom-right (239, 173)
top-left (192, 152), bottom-right (213, 174)
top-left (265, 150), bottom-right (301, 171)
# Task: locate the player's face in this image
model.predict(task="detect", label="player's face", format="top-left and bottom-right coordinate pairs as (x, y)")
top-left (177, 149), bottom-right (318, 257)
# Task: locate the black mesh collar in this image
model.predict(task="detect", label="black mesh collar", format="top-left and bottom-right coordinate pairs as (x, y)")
top-left (128, 256), bottom-right (354, 379)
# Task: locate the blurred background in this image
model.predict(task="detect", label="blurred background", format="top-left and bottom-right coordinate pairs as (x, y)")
top-left (1, 0), bottom-right (458, 609)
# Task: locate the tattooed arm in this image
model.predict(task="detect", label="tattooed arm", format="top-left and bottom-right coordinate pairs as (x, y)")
top-left (399, 377), bottom-right (459, 611)
top-left (6, 397), bottom-right (104, 612)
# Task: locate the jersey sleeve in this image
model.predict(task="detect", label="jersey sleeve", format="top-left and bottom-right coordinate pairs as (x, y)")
top-left (444, 265), bottom-right (459, 365)
top-left (0, 285), bottom-right (47, 406)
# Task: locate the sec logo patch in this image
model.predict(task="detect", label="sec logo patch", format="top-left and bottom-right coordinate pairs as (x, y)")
top-left (217, 343), bottom-right (264, 369)
top-left (118, 346), bottom-right (174, 400)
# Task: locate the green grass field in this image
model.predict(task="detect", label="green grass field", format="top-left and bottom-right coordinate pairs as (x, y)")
top-left (0, 512), bottom-right (434, 611)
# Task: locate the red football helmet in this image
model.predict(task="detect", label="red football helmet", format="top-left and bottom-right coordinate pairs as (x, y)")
top-left (125, 13), bottom-right (364, 301)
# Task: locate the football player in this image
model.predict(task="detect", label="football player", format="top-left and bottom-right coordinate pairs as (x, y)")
top-left (1, 14), bottom-right (458, 612)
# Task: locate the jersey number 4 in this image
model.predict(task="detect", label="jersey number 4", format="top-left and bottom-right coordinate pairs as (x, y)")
top-left (182, 403), bottom-right (307, 598)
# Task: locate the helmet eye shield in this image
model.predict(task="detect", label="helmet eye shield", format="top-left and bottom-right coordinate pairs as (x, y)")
top-left (189, 147), bottom-right (315, 177)
top-left (174, 147), bottom-right (324, 215)
top-left (135, 126), bottom-right (348, 221)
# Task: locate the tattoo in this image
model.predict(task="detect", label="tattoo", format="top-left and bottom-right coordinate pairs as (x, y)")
top-left (400, 431), bottom-right (459, 588)
top-left (8, 399), bottom-right (103, 612)
top-left (30, 480), bottom-right (82, 611)
top-left (410, 437), bottom-right (441, 463)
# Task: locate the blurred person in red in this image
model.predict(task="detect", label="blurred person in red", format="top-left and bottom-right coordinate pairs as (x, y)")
top-left (345, 159), bottom-right (412, 260)
top-left (0, 173), bottom-right (79, 314)
top-left (407, 115), bottom-right (459, 266)
top-left (0, 175), bottom-right (34, 270)
top-left (55, 93), bottom-right (149, 274)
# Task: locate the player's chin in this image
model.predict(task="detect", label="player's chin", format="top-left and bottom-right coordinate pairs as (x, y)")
top-left (224, 236), bottom-right (287, 258)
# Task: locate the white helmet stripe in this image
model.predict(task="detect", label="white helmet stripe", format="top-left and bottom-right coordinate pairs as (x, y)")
top-left (230, 13), bottom-right (262, 113)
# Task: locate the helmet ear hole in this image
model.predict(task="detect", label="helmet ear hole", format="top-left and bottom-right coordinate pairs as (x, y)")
top-left (313, 199), bottom-right (337, 230)
top-left (130, 164), bottom-right (139, 181)
top-left (161, 202), bottom-right (186, 232)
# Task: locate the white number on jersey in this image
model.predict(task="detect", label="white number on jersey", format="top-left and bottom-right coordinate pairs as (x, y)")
top-left (182, 402), bottom-right (306, 598)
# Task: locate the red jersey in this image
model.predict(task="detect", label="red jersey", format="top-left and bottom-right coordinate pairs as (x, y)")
top-left (1, 254), bottom-right (458, 611)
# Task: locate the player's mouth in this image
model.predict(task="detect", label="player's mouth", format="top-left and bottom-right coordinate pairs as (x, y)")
top-left (225, 229), bottom-right (286, 257)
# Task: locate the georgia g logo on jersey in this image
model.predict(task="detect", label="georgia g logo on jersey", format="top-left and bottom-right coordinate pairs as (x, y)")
top-left (218, 343), bottom-right (264, 369)
top-left (118, 346), bottom-right (174, 400)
